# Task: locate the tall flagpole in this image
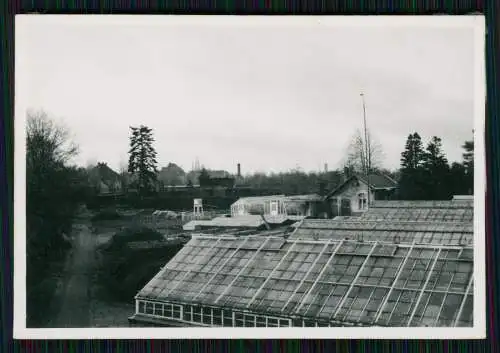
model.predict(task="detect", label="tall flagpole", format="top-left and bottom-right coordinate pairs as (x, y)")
top-left (360, 92), bottom-right (371, 206)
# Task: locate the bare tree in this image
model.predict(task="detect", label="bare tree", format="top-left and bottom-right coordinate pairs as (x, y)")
top-left (343, 129), bottom-right (383, 174)
top-left (27, 110), bottom-right (79, 168)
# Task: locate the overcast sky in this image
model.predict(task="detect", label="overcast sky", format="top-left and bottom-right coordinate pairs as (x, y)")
top-left (19, 16), bottom-right (477, 175)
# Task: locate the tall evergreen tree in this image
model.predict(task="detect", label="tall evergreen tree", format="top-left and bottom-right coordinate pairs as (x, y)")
top-left (399, 132), bottom-right (426, 200)
top-left (462, 139), bottom-right (474, 194)
top-left (449, 162), bottom-right (468, 196)
top-left (128, 125), bottom-right (158, 195)
top-left (422, 136), bottom-right (451, 200)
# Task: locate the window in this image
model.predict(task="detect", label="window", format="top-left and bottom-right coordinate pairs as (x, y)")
top-left (358, 193), bottom-right (367, 210)
top-left (202, 309), bottom-right (212, 325)
top-left (154, 303), bottom-right (163, 316)
top-left (138, 301), bottom-right (146, 313)
top-left (145, 302), bottom-right (154, 315)
top-left (244, 314), bottom-right (256, 327)
top-left (184, 305), bottom-right (193, 321)
top-left (256, 316), bottom-right (267, 327)
top-left (193, 306), bottom-right (202, 323)
top-left (235, 312), bottom-right (245, 327)
top-left (279, 319), bottom-right (291, 327)
top-left (267, 318), bottom-right (279, 327)
top-left (270, 201), bottom-right (279, 215)
top-left (223, 310), bottom-right (233, 326)
top-left (173, 305), bottom-right (182, 320)
top-left (213, 309), bottom-right (222, 326)
top-left (164, 304), bottom-right (173, 318)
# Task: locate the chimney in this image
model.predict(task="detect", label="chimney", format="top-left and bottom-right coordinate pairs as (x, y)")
top-left (324, 163), bottom-right (328, 173)
top-left (237, 163), bottom-right (241, 177)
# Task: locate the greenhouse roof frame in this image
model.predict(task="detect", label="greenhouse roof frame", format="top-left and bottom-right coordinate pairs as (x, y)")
top-left (137, 235), bottom-right (473, 327)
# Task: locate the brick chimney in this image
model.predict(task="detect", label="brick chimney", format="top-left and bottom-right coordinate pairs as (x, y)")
top-left (237, 163), bottom-right (241, 177)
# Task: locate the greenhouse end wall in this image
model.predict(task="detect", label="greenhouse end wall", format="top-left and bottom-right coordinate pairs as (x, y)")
top-left (130, 299), bottom-right (359, 327)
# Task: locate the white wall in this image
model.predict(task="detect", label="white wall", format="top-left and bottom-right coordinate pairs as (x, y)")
top-left (335, 180), bottom-right (375, 214)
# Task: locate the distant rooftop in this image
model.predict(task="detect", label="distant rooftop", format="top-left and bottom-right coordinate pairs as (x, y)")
top-left (325, 173), bottom-right (397, 199)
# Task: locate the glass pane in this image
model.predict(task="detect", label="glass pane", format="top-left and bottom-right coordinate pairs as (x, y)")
top-left (203, 313), bottom-right (212, 325)
top-left (279, 319), bottom-right (290, 327)
top-left (256, 316), bottom-right (266, 327)
top-left (268, 318), bottom-right (279, 327)
top-left (456, 295), bottom-right (473, 327)
top-left (173, 306), bottom-right (181, 319)
top-left (153, 303), bottom-right (162, 316)
top-left (145, 302), bottom-right (154, 315)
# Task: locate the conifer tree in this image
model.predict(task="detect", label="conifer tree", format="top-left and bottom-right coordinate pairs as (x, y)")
top-left (399, 132), bottom-right (426, 200)
top-left (422, 136), bottom-right (451, 200)
top-left (127, 125), bottom-right (158, 195)
top-left (462, 139), bottom-right (474, 194)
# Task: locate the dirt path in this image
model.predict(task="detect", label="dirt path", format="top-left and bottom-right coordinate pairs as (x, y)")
top-left (45, 222), bottom-right (97, 328)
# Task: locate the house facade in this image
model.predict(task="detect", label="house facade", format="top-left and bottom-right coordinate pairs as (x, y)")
top-left (325, 174), bottom-right (398, 217)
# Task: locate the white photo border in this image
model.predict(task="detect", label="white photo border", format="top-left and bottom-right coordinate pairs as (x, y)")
top-left (13, 14), bottom-right (486, 339)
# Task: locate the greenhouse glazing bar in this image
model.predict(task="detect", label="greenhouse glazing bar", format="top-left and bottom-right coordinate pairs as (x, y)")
top-left (406, 248), bottom-right (442, 326)
top-left (214, 237), bottom-right (273, 304)
top-left (165, 237), bottom-right (224, 297)
top-left (331, 242), bottom-right (379, 320)
top-left (191, 237), bottom-right (252, 302)
top-left (246, 241), bottom-right (300, 309)
top-left (373, 242), bottom-right (416, 322)
top-left (453, 275), bottom-right (474, 327)
top-left (295, 240), bottom-right (345, 314)
top-left (280, 240), bottom-right (333, 313)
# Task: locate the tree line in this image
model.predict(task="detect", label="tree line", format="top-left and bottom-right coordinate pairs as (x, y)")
top-left (122, 124), bottom-right (474, 200)
top-left (399, 132), bottom-right (473, 200)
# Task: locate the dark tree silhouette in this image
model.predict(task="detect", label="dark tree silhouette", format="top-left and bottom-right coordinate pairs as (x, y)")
top-left (198, 168), bottom-right (211, 187)
top-left (462, 139), bottom-right (474, 194)
top-left (422, 136), bottom-right (451, 200)
top-left (128, 125), bottom-right (158, 195)
top-left (399, 132), bottom-right (426, 200)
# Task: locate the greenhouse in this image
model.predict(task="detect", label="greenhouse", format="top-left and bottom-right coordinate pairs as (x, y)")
top-left (360, 200), bottom-right (473, 223)
top-left (230, 194), bottom-right (323, 218)
top-left (289, 219), bottom-right (473, 246)
top-left (130, 235), bottom-right (473, 327)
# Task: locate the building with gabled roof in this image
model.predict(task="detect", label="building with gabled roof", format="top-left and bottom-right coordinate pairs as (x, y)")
top-left (324, 173), bottom-right (398, 217)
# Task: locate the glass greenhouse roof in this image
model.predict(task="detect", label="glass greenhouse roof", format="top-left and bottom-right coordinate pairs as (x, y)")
top-left (137, 235), bottom-right (473, 327)
top-left (289, 219), bottom-right (473, 246)
top-left (360, 205), bottom-right (473, 223)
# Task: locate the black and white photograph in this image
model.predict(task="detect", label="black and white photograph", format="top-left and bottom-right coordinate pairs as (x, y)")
top-left (14, 16), bottom-right (485, 339)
